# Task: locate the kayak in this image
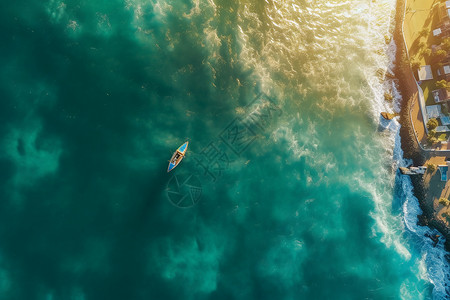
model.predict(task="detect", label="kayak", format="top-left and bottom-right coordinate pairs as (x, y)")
top-left (167, 141), bottom-right (189, 172)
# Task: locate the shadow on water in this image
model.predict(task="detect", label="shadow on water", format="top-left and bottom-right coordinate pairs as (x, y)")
top-left (130, 161), bottom-right (171, 228)
top-left (87, 160), bottom-right (190, 300)
top-left (377, 116), bottom-right (389, 132)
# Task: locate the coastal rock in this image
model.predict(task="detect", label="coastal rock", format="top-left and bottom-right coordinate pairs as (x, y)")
top-left (425, 233), bottom-right (441, 247)
top-left (381, 112), bottom-right (398, 120)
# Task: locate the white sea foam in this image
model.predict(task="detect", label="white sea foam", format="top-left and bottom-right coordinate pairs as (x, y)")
top-left (120, 0), bottom-right (450, 297)
top-left (235, 0), bottom-right (449, 298)
top-left (46, 0), bottom-right (67, 23)
top-left (373, 14), bottom-right (450, 300)
top-left (398, 167), bottom-right (450, 299)
top-left (149, 221), bottom-right (226, 297)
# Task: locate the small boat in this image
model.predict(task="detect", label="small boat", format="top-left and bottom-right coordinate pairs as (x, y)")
top-left (167, 141), bottom-right (189, 172)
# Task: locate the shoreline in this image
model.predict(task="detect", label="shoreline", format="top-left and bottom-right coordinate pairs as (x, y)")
top-left (393, 0), bottom-right (424, 163)
top-left (393, 0), bottom-right (450, 250)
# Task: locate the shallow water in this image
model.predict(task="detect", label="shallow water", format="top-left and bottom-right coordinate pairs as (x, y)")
top-left (0, 0), bottom-right (447, 299)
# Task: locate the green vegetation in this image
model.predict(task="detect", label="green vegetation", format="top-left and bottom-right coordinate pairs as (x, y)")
top-left (439, 198), bottom-right (450, 207)
top-left (429, 129), bottom-right (437, 136)
top-left (403, 0), bottom-right (437, 68)
top-left (418, 41), bottom-right (426, 50)
top-left (421, 48), bottom-right (432, 58)
top-left (427, 163), bottom-right (437, 173)
top-left (427, 132), bottom-right (438, 145)
top-left (433, 49), bottom-right (447, 62)
top-left (437, 49), bottom-right (447, 57)
top-left (427, 118), bottom-right (439, 130)
top-left (411, 59), bottom-right (421, 71)
top-left (419, 28), bottom-right (428, 38)
top-left (436, 80), bottom-right (450, 89)
top-left (443, 37), bottom-right (450, 52)
top-left (427, 127), bottom-right (439, 145)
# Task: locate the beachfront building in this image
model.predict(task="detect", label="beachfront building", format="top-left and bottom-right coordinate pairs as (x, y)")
top-left (436, 64), bottom-right (450, 81)
top-left (433, 2), bottom-right (450, 80)
top-left (436, 1), bottom-right (450, 25)
top-left (434, 28), bottom-right (442, 37)
top-left (433, 18), bottom-right (450, 38)
top-left (426, 104), bottom-right (450, 132)
top-left (403, 0), bottom-right (450, 147)
top-left (436, 23), bottom-right (450, 38)
top-left (432, 88), bottom-right (450, 103)
top-left (427, 104), bottom-right (442, 119)
top-left (431, 44), bottom-right (450, 63)
top-left (418, 65), bottom-right (434, 81)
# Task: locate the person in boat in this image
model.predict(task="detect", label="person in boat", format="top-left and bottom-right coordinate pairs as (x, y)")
top-left (172, 152), bottom-right (181, 164)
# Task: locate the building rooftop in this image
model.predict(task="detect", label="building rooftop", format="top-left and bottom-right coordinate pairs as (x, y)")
top-left (436, 125), bottom-right (450, 132)
top-left (445, 65), bottom-right (450, 75)
top-left (427, 104), bottom-right (441, 119)
top-left (432, 89), bottom-right (450, 103)
top-left (419, 65), bottom-right (433, 80)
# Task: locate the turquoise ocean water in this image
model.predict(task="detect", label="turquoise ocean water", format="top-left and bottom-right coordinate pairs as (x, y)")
top-left (1, 0), bottom-right (449, 299)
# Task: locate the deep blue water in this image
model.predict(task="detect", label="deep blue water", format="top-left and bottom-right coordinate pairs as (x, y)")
top-left (0, 0), bottom-right (446, 299)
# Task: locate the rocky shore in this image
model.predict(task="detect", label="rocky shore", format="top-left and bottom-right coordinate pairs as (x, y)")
top-left (393, 0), bottom-right (450, 250)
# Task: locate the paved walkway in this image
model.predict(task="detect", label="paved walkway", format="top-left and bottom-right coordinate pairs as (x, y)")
top-left (410, 86), bottom-right (425, 143)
